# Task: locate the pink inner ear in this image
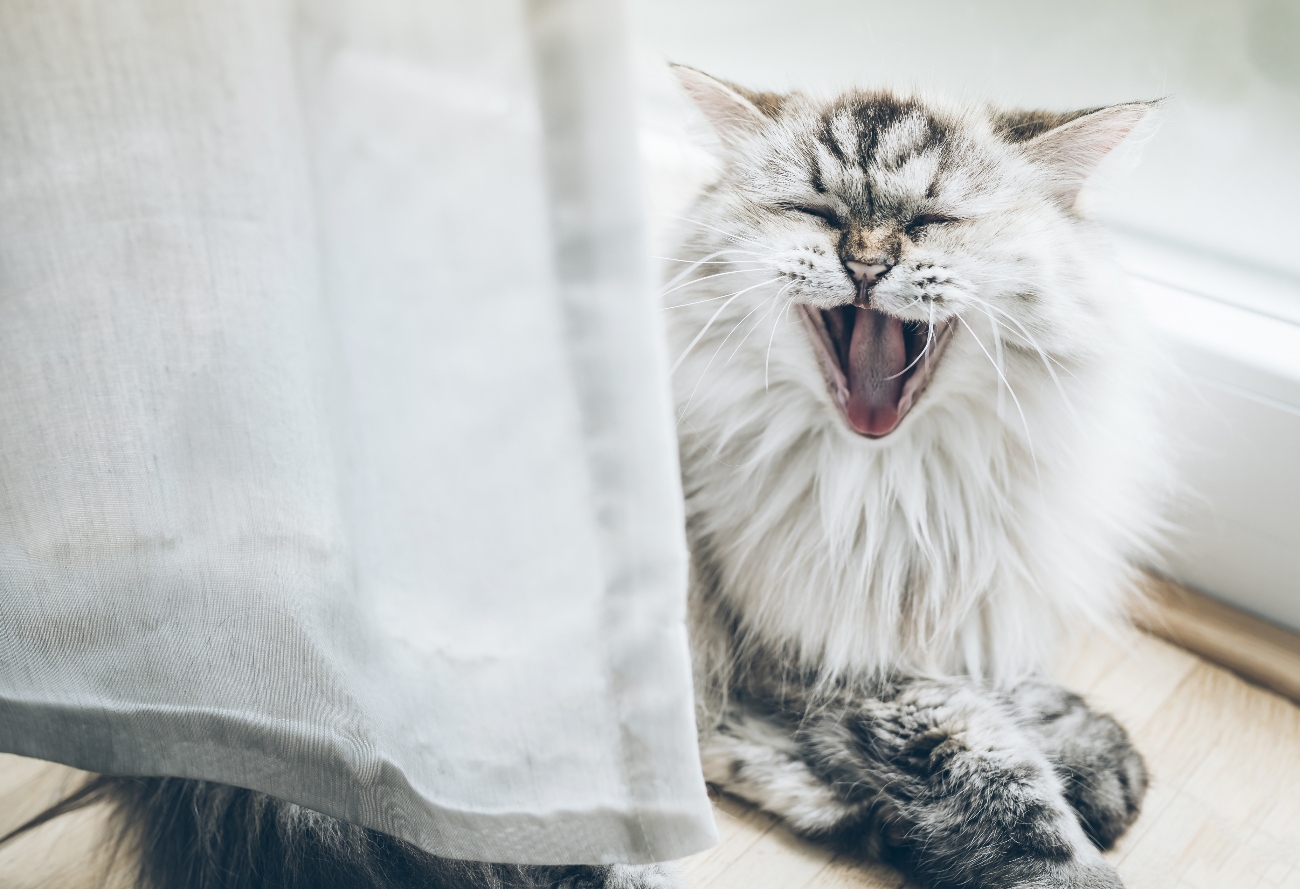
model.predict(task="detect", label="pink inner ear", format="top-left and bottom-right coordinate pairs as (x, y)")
top-left (672, 66), bottom-right (767, 143)
top-left (1024, 103), bottom-right (1152, 197)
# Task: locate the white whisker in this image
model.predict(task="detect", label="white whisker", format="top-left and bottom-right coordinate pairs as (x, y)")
top-left (956, 314), bottom-right (1041, 489)
top-left (987, 305), bottom-right (1007, 424)
top-left (964, 295), bottom-right (1069, 372)
top-left (678, 288), bottom-right (783, 424)
top-left (668, 215), bottom-right (775, 252)
top-left (655, 255), bottom-right (765, 264)
top-left (883, 309), bottom-right (937, 381)
top-left (766, 292), bottom-right (797, 391)
top-left (678, 417), bottom-right (744, 469)
top-left (660, 267), bottom-right (762, 298)
top-left (669, 278), bottom-right (780, 377)
top-left (660, 248), bottom-right (767, 291)
top-left (662, 292), bottom-right (758, 311)
top-left (723, 285), bottom-right (789, 370)
top-left (963, 294), bottom-right (1083, 425)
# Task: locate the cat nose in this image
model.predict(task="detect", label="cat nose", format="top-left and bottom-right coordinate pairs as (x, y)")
top-left (845, 260), bottom-right (890, 288)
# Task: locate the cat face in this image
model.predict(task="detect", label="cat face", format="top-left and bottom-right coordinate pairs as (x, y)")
top-left (671, 67), bottom-right (1151, 441)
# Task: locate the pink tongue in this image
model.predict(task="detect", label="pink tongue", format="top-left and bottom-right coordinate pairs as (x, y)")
top-left (844, 306), bottom-right (907, 436)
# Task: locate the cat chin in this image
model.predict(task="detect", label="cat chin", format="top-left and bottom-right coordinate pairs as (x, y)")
top-left (799, 304), bottom-right (956, 440)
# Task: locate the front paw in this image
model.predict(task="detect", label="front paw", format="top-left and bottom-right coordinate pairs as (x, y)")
top-left (1055, 710), bottom-right (1147, 850)
top-left (548, 864), bottom-right (686, 889)
top-left (1027, 856), bottom-right (1125, 889)
top-left (1008, 681), bottom-right (1148, 849)
top-left (602, 864), bottom-right (686, 889)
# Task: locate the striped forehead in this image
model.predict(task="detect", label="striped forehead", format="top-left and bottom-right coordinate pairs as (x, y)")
top-left (809, 101), bottom-right (949, 215)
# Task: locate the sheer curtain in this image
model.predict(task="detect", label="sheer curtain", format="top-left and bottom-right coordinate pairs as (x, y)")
top-left (0, 0), bottom-right (715, 865)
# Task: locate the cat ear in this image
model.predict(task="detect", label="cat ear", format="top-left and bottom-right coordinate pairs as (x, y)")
top-left (1012, 102), bottom-right (1158, 206)
top-left (670, 64), bottom-right (772, 146)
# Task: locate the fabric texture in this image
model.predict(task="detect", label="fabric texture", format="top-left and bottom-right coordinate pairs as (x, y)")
top-left (0, 0), bottom-right (715, 865)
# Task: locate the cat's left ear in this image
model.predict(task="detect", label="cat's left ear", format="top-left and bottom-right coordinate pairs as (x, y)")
top-left (1011, 102), bottom-right (1159, 207)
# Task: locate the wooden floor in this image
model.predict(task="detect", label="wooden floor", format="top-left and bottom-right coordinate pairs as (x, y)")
top-left (679, 626), bottom-right (1300, 889)
top-left (2, 625), bottom-right (1299, 888)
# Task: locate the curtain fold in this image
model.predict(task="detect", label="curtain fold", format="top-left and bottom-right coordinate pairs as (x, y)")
top-left (0, 0), bottom-right (715, 865)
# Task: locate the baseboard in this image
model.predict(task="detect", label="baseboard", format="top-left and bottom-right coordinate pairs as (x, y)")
top-left (1135, 576), bottom-right (1300, 703)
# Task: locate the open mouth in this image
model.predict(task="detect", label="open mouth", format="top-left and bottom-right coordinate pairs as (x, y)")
top-left (800, 303), bottom-right (955, 438)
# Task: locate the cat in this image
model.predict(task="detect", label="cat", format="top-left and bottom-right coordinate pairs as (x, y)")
top-left (0, 68), bottom-right (1167, 889)
top-left (669, 66), bottom-right (1166, 889)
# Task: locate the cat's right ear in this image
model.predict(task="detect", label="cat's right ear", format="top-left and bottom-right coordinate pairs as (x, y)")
top-left (1010, 102), bottom-right (1159, 208)
top-left (670, 64), bottom-right (769, 147)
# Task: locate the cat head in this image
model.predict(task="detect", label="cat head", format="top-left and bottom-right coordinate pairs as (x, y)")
top-left (669, 65), bottom-right (1155, 441)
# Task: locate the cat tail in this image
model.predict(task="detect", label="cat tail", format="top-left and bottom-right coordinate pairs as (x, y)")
top-left (1, 775), bottom-right (684, 889)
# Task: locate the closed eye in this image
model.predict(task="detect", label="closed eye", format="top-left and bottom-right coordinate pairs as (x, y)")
top-left (907, 213), bottom-right (960, 232)
top-left (781, 203), bottom-right (843, 228)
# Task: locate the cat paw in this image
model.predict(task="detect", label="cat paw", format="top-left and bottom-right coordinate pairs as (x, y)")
top-left (603, 864), bottom-right (685, 889)
top-left (548, 864), bottom-right (685, 889)
top-left (982, 852), bottom-right (1123, 889)
top-left (1059, 712), bottom-right (1146, 849)
top-left (1048, 857), bottom-right (1125, 889)
top-left (1008, 681), bottom-right (1148, 849)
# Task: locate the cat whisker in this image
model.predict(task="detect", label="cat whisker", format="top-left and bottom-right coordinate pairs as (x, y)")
top-left (962, 294), bottom-right (1071, 374)
top-left (962, 294), bottom-right (1085, 427)
top-left (956, 315), bottom-right (1041, 489)
top-left (723, 285), bottom-right (790, 372)
top-left (660, 267), bottom-right (766, 298)
top-left (893, 291), bottom-right (929, 313)
top-left (656, 257), bottom-right (766, 264)
top-left (668, 214), bottom-right (776, 252)
top-left (661, 292), bottom-right (761, 311)
top-left (659, 248), bottom-right (768, 291)
top-left (678, 285), bottom-right (785, 425)
top-left (669, 278), bottom-right (781, 376)
top-left (924, 301), bottom-right (935, 376)
top-left (655, 252), bottom-right (766, 264)
top-left (883, 308), bottom-right (937, 381)
top-left (765, 289), bottom-right (797, 391)
top-left (987, 306), bottom-right (1007, 425)
top-left (678, 417), bottom-right (744, 469)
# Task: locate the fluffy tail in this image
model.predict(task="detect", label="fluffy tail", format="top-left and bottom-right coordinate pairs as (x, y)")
top-left (1, 775), bottom-right (680, 889)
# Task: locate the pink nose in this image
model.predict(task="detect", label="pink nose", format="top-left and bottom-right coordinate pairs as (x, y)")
top-left (845, 260), bottom-right (890, 287)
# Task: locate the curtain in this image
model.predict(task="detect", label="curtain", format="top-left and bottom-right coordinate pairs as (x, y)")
top-left (0, 0), bottom-right (715, 865)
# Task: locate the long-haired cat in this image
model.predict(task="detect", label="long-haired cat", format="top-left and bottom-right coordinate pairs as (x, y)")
top-left (1, 68), bottom-right (1166, 889)
top-left (670, 66), bottom-right (1164, 889)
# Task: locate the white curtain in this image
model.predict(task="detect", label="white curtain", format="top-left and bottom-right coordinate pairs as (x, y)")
top-left (0, 0), bottom-right (715, 865)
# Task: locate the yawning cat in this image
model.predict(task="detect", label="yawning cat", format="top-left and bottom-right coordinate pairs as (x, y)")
top-left (669, 66), bottom-right (1168, 889)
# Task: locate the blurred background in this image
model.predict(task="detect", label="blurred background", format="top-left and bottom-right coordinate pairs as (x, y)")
top-left (625, 0), bottom-right (1300, 633)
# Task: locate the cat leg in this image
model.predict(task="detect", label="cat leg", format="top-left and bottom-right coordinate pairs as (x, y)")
top-left (1005, 679), bottom-right (1148, 849)
top-left (699, 706), bottom-right (867, 838)
top-left (706, 681), bottom-right (1124, 889)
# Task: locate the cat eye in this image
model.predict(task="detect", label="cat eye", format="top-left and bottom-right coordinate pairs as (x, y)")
top-left (907, 213), bottom-right (960, 232)
top-left (782, 203), bottom-right (843, 228)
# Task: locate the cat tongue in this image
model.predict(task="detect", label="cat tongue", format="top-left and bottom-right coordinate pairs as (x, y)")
top-left (844, 306), bottom-right (907, 436)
